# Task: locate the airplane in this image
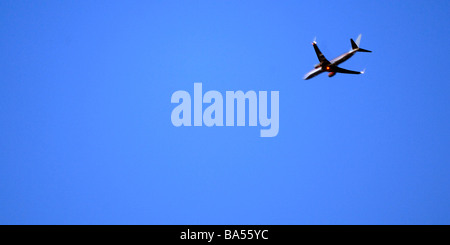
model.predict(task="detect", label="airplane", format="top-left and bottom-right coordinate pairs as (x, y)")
top-left (304, 34), bottom-right (371, 80)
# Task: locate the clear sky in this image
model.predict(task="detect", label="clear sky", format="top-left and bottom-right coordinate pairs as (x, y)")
top-left (1, 0), bottom-right (449, 224)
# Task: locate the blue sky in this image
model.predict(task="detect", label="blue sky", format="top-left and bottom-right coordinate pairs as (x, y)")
top-left (1, 0), bottom-right (449, 224)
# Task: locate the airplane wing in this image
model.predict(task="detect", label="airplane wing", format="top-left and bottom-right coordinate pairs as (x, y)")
top-left (312, 42), bottom-right (330, 65)
top-left (333, 66), bottom-right (363, 74)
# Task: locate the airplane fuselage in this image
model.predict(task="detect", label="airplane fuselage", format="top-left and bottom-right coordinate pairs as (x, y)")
top-left (330, 49), bottom-right (357, 66)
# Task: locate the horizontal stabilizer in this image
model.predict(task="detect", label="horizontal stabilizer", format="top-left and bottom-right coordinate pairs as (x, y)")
top-left (357, 48), bottom-right (372, 52)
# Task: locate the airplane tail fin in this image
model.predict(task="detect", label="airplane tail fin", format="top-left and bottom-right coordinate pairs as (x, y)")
top-left (351, 34), bottom-right (372, 52)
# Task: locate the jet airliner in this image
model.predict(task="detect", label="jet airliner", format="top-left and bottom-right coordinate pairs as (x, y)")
top-left (304, 34), bottom-right (371, 80)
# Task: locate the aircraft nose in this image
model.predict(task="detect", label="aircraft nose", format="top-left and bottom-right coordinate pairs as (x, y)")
top-left (303, 74), bottom-right (311, 80)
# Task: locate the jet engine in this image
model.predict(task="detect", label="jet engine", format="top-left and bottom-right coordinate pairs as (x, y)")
top-left (328, 72), bottom-right (336, 77)
top-left (314, 63), bottom-right (321, 69)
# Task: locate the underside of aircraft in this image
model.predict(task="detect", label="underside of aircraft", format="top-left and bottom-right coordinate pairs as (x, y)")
top-left (304, 34), bottom-right (372, 80)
